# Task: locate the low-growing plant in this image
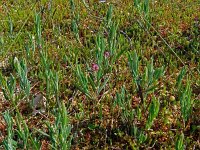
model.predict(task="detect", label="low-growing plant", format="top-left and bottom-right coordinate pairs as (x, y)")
top-left (36, 102), bottom-right (72, 150)
top-left (0, 73), bottom-right (16, 102)
top-left (2, 111), bottom-right (17, 150)
top-left (138, 130), bottom-right (147, 145)
top-left (176, 67), bottom-right (186, 91)
top-left (40, 50), bottom-right (51, 99)
top-left (14, 57), bottom-right (30, 99)
top-left (8, 16), bottom-right (14, 38)
top-left (70, 0), bottom-right (80, 43)
top-left (113, 86), bottom-right (135, 124)
top-left (50, 71), bottom-right (60, 107)
top-left (71, 19), bottom-right (80, 43)
top-left (133, 0), bottom-right (150, 25)
top-left (35, 12), bottom-right (42, 48)
top-left (106, 5), bottom-right (113, 28)
top-left (75, 35), bottom-right (111, 100)
top-left (15, 113), bottom-right (29, 149)
top-left (179, 78), bottom-right (193, 125)
top-left (24, 33), bottom-right (36, 60)
top-left (145, 96), bottom-right (160, 130)
top-left (128, 51), bottom-right (165, 103)
top-left (175, 133), bottom-right (184, 150)
top-left (75, 64), bottom-right (91, 98)
top-left (176, 68), bottom-right (193, 126)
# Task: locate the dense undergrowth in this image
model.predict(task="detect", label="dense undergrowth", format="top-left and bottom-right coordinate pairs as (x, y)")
top-left (0, 0), bottom-right (199, 149)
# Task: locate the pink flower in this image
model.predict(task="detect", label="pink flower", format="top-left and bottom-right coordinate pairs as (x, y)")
top-left (91, 63), bottom-right (99, 72)
top-left (104, 51), bottom-right (110, 58)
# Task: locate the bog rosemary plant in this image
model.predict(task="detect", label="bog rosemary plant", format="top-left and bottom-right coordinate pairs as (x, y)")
top-left (128, 51), bottom-right (165, 103)
top-left (133, 0), bottom-right (149, 16)
top-left (75, 65), bottom-right (91, 98)
top-left (145, 96), bottom-right (160, 130)
top-left (143, 57), bottom-right (165, 95)
top-left (94, 35), bottom-right (110, 94)
top-left (25, 33), bottom-right (36, 59)
top-left (51, 71), bottom-right (60, 107)
top-left (35, 12), bottom-right (42, 47)
top-left (106, 5), bottom-right (113, 27)
top-left (71, 19), bottom-right (80, 43)
top-left (8, 16), bottom-right (14, 38)
top-left (0, 73), bottom-right (16, 102)
top-left (138, 131), bottom-right (147, 144)
top-left (179, 78), bottom-right (193, 125)
top-left (74, 4), bottom-right (123, 100)
top-left (14, 57), bottom-right (30, 99)
top-left (15, 113), bottom-right (29, 149)
top-left (75, 34), bottom-right (111, 100)
top-left (108, 22), bottom-right (119, 59)
top-left (133, 0), bottom-right (150, 27)
top-left (3, 111), bottom-right (17, 150)
top-left (175, 133), bottom-right (184, 150)
top-left (113, 86), bottom-right (135, 124)
top-left (128, 51), bottom-right (139, 89)
top-left (36, 102), bottom-right (72, 150)
top-left (40, 50), bottom-right (52, 101)
top-left (176, 69), bottom-right (193, 125)
top-left (176, 67), bottom-right (186, 91)
top-left (70, 0), bottom-right (80, 43)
